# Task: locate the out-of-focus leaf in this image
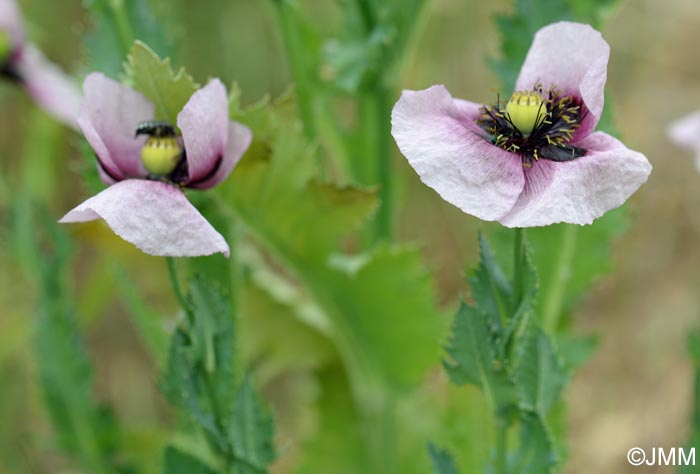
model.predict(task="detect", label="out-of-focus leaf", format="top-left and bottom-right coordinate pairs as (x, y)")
top-left (514, 325), bottom-right (567, 416)
top-left (229, 378), bottom-right (276, 474)
top-left (163, 445), bottom-right (217, 474)
top-left (428, 443), bottom-right (459, 474)
top-left (492, 0), bottom-right (621, 91)
top-left (322, 247), bottom-right (445, 389)
top-left (225, 93), bottom-right (442, 391)
top-left (83, 0), bottom-right (174, 77)
top-left (125, 41), bottom-right (199, 124)
top-left (510, 414), bottom-right (556, 474)
top-left (35, 216), bottom-right (128, 473)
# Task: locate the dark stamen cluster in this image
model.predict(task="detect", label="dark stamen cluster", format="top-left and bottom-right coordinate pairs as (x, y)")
top-left (476, 85), bottom-right (588, 167)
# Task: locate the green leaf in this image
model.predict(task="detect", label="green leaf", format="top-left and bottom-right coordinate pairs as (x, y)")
top-left (225, 93), bottom-right (442, 390)
top-left (228, 378), bottom-right (276, 473)
top-left (34, 216), bottom-right (129, 473)
top-left (84, 0), bottom-right (173, 77)
top-left (510, 414), bottom-right (557, 474)
top-left (321, 246), bottom-right (445, 389)
top-left (514, 325), bottom-right (567, 416)
top-left (125, 41), bottom-right (199, 124)
top-left (161, 275), bottom-right (236, 446)
top-left (487, 207), bottom-right (628, 334)
top-left (444, 302), bottom-right (517, 413)
top-left (428, 443), bottom-right (459, 474)
top-left (163, 446), bottom-right (217, 474)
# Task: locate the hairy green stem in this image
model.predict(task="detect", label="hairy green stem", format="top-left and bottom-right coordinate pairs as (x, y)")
top-left (495, 420), bottom-right (508, 474)
top-left (541, 225), bottom-right (577, 333)
top-left (166, 257), bottom-right (192, 322)
top-left (513, 227), bottom-right (527, 308)
top-left (108, 0), bottom-right (134, 54)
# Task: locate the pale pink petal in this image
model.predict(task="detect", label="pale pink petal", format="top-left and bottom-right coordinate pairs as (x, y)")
top-left (668, 111), bottom-right (700, 172)
top-left (188, 121), bottom-right (251, 189)
top-left (499, 132), bottom-right (651, 227)
top-left (177, 79), bottom-right (228, 185)
top-left (515, 22), bottom-right (609, 138)
top-left (78, 72), bottom-right (153, 180)
top-left (59, 180), bottom-right (229, 257)
top-left (0, 0), bottom-right (24, 46)
top-left (391, 85), bottom-right (525, 221)
top-left (14, 45), bottom-right (81, 130)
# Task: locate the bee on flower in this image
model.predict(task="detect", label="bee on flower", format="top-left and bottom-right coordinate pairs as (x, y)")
top-left (60, 73), bottom-right (251, 257)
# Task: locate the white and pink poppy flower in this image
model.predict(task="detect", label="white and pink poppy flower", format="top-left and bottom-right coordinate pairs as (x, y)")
top-left (0, 0), bottom-right (81, 128)
top-left (60, 73), bottom-right (252, 257)
top-left (391, 22), bottom-right (651, 227)
top-left (668, 111), bottom-right (700, 172)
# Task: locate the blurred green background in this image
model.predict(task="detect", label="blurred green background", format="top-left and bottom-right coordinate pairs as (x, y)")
top-left (1, 0), bottom-right (699, 473)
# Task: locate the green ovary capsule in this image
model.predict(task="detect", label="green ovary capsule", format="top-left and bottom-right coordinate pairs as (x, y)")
top-left (505, 91), bottom-right (545, 135)
top-left (141, 137), bottom-right (182, 176)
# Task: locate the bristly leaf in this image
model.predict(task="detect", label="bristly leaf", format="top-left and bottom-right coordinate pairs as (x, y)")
top-left (514, 324), bottom-right (568, 416)
top-left (444, 302), bottom-right (518, 413)
top-left (228, 378), bottom-right (276, 474)
top-left (83, 0), bottom-right (174, 77)
top-left (428, 443), bottom-right (459, 474)
top-left (163, 446), bottom-right (217, 474)
top-left (125, 41), bottom-right (199, 124)
top-left (510, 414), bottom-right (557, 474)
top-left (161, 274), bottom-right (275, 471)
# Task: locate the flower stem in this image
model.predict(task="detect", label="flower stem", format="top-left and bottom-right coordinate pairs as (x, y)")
top-left (108, 0), bottom-right (135, 54)
top-left (541, 224), bottom-right (577, 333)
top-left (512, 227), bottom-right (527, 308)
top-left (495, 420), bottom-right (508, 474)
top-left (166, 257), bottom-right (192, 322)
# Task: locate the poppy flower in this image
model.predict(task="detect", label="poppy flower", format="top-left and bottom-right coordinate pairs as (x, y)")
top-left (0, 0), bottom-right (81, 128)
top-left (60, 73), bottom-right (251, 257)
top-left (391, 22), bottom-right (651, 227)
top-left (668, 111), bottom-right (700, 172)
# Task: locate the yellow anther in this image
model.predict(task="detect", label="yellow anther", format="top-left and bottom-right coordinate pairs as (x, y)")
top-left (505, 90), bottom-right (545, 135)
top-left (141, 137), bottom-right (182, 176)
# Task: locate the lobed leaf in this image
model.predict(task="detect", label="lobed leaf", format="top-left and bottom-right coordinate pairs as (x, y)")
top-left (125, 41), bottom-right (199, 124)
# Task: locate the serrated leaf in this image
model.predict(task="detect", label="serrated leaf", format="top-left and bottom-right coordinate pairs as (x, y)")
top-left (163, 446), bottom-right (217, 474)
top-left (161, 275), bottom-right (236, 448)
top-left (228, 378), bottom-right (276, 473)
top-left (515, 325), bottom-right (567, 416)
top-left (83, 0), bottom-right (173, 76)
top-left (444, 302), bottom-right (517, 412)
top-left (125, 41), bottom-right (199, 124)
top-left (510, 414), bottom-right (557, 474)
top-left (428, 443), bottom-right (459, 474)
